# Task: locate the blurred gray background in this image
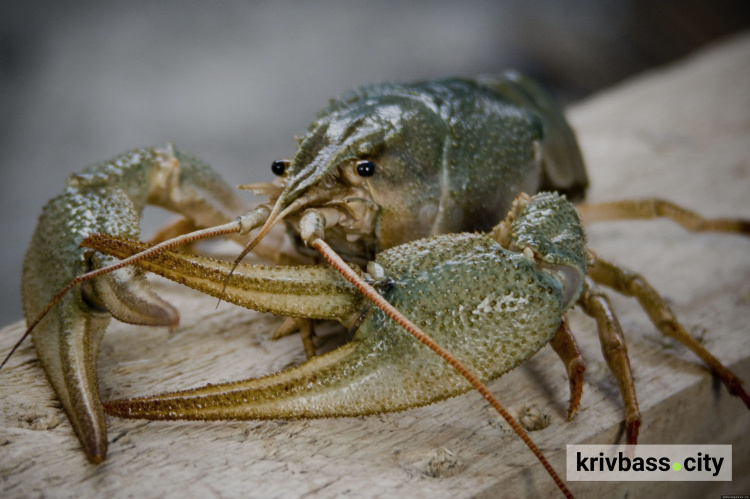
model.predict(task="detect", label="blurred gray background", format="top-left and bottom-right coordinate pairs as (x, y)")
top-left (1, 0), bottom-right (749, 326)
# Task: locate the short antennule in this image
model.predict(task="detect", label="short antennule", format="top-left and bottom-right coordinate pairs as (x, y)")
top-left (233, 190), bottom-right (327, 265)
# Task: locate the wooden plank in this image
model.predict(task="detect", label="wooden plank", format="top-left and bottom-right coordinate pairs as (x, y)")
top-left (1, 32), bottom-right (749, 498)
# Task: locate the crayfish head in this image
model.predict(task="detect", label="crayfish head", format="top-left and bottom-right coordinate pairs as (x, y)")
top-left (244, 90), bottom-right (448, 263)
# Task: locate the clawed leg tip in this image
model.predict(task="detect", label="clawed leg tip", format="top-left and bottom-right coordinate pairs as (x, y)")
top-left (723, 374), bottom-right (750, 409)
top-left (626, 420), bottom-right (641, 446)
top-left (566, 405), bottom-right (579, 422)
top-left (735, 386), bottom-right (750, 409)
top-left (566, 362), bottom-right (586, 421)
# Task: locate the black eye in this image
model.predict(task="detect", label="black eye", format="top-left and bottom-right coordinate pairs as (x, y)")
top-left (271, 159), bottom-right (289, 176)
top-left (356, 160), bottom-right (376, 177)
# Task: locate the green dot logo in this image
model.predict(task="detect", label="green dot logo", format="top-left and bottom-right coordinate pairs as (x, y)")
top-left (673, 462), bottom-right (682, 471)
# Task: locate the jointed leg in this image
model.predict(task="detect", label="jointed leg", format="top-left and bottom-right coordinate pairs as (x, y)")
top-left (549, 315), bottom-right (586, 420)
top-left (273, 317), bottom-right (299, 339)
top-left (578, 277), bottom-right (641, 444)
top-left (576, 198), bottom-right (750, 236)
top-left (298, 319), bottom-right (316, 360)
top-left (272, 317), bottom-right (317, 359)
top-left (587, 251), bottom-right (750, 408)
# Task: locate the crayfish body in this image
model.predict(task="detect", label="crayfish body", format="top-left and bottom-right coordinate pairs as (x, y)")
top-left (15, 70), bottom-right (748, 488)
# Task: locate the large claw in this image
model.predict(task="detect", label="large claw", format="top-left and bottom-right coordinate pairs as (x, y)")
top-left (21, 145), bottom-right (249, 463)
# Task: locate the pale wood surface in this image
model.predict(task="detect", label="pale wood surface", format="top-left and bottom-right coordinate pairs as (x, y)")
top-left (2, 32), bottom-right (750, 499)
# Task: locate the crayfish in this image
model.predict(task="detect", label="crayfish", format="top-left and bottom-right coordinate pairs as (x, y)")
top-left (8, 71), bottom-right (749, 498)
